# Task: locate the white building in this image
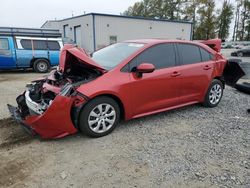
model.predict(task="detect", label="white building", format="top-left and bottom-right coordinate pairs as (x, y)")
top-left (41, 13), bottom-right (193, 53)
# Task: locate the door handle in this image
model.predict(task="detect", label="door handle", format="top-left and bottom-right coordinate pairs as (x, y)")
top-left (171, 71), bottom-right (181, 77)
top-left (203, 65), bottom-right (212, 70)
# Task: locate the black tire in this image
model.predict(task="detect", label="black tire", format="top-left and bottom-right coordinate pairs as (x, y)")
top-left (235, 82), bottom-right (250, 94)
top-left (237, 52), bottom-right (243, 57)
top-left (79, 96), bottom-right (120, 138)
top-left (33, 59), bottom-right (50, 73)
top-left (203, 79), bottom-right (224, 108)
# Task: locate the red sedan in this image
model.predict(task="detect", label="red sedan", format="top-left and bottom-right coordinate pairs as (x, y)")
top-left (8, 39), bottom-right (229, 139)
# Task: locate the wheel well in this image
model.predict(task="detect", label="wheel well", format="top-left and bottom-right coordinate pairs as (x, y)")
top-left (214, 76), bottom-right (225, 88)
top-left (30, 58), bottom-right (51, 68)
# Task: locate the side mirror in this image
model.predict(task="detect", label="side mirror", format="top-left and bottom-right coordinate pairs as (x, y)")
top-left (135, 63), bottom-right (155, 77)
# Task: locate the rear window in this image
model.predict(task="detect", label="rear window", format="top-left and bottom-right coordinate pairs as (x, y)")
top-left (178, 43), bottom-right (202, 65)
top-left (0, 38), bottom-right (9, 50)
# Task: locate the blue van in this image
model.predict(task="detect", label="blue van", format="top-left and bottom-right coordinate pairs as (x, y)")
top-left (0, 36), bottom-right (63, 73)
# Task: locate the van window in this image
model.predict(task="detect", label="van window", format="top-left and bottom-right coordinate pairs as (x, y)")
top-left (0, 38), bottom-right (9, 50)
top-left (20, 39), bottom-right (32, 50)
top-left (178, 43), bottom-right (202, 65)
top-left (20, 39), bottom-right (48, 50)
top-left (47, 41), bottom-right (60, 50)
top-left (33, 40), bottom-right (47, 50)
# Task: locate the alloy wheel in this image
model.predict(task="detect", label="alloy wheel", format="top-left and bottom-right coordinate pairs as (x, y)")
top-left (88, 103), bottom-right (116, 134)
top-left (209, 84), bottom-right (222, 105)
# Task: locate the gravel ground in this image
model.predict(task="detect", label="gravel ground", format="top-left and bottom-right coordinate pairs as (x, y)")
top-left (0, 86), bottom-right (249, 188)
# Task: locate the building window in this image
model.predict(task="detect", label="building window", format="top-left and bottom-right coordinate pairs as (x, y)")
top-left (109, 36), bottom-right (117, 45)
top-left (63, 24), bottom-right (69, 38)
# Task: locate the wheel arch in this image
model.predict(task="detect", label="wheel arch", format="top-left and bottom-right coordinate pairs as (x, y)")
top-left (73, 93), bottom-right (126, 130)
top-left (213, 76), bottom-right (225, 88)
top-left (30, 58), bottom-right (51, 68)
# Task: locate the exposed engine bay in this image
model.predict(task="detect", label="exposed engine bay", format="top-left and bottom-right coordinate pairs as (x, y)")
top-left (23, 58), bottom-right (102, 116)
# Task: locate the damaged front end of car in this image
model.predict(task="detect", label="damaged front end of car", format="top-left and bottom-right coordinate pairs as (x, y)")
top-left (8, 44), bottom-right (106, 139)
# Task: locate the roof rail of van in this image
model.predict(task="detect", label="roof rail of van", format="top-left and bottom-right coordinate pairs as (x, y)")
top-left (0, 27), bottom-right (61, 38)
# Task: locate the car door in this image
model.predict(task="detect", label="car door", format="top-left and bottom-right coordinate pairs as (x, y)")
top-left (0, 37), bottom-right (16, 69)
top-left (177, 43), bottom-right (214, 104)
top-left (47, 40), bottom-right (62, 66)
top-left (127, 43), bottom-right (181, 117)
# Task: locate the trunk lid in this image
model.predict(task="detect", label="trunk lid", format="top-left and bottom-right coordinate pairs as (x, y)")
top-left (199, 39), bottom-right (222, 52)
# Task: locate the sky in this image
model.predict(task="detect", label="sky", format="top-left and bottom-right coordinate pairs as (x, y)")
top-left (0, 0), bottom-right (139, 28)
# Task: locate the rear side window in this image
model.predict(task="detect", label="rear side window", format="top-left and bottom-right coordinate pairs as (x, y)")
top-left (200, 47), bottom-right (213, 61)
top-left (0, 38), bottom-right (9, 50)
top-left (178, 43), bottom-right (202, 65)
top-left (47, 41), bottom-right (60, 50)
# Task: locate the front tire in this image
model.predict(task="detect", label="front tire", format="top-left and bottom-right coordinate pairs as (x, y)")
top-left (203, 79), bottom-right (223, 107)
top-left (33, 59), bottom-right (50, 73)
top-left (79, 96), bottom-right (120, 137)
top-left (237, 52), bottom-right (243, 57)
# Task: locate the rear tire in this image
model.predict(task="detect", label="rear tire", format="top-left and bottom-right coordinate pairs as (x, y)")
top-left (33, 59), bottom-right (50, 73)
top-left (203, 79), bottom-right (224, 108)
top-left (79, 96), bottom-right (120, 138)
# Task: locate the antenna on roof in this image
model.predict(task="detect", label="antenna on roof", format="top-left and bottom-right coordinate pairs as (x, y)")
top-left (71, 11), bottom-right (74, 17)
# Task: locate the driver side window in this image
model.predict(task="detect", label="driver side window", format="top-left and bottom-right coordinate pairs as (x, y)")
top-left (121, 43), bottom-right (176, 72)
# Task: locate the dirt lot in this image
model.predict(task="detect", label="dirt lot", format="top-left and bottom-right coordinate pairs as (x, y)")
top-left (0, 86), bottom-right (249, 187)
top-left (0, 51), bottom-right (250, 187)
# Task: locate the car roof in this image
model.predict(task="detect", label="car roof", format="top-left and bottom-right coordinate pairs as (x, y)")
top-left (124, 39), bottom-right (196, 44)
top-left (124, 39), bottom-right (216, 54)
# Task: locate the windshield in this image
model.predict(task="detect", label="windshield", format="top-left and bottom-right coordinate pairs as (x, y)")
top-left (92, 43), bottom-right (144, 70)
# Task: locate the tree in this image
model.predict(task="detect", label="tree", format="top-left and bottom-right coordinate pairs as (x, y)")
top-left (232, 1), bottom-right (241, 41)
top-left (194, 0), bottom-right (217, 39)
top-left (239, 0), bottom-right (250, 40)
top-left (217, 0), bottom-right (234, 40)
top-left (182, 0), bottom-right (199, 39)
top-left (123, 0), bottom-right (184, 20)
top-left (233, 0), bottom-right (250, 41)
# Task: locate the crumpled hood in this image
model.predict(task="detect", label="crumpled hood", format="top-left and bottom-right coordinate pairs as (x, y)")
top-left (59, 44), bottom-right (106, 72)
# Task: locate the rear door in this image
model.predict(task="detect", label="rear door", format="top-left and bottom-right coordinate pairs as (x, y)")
top-left (0, 37), bottom-right (16, 69)
top-left (177, 43), bottom-right (214, 104)
top-left (47, 40), bottom-right (62, 66)
top-left (127, 43), bottom-right (181, 117)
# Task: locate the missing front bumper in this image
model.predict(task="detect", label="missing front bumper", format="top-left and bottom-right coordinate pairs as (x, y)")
top-left (7, 93), bottom-right (82, 139)
top-left (7, 104), bottom-right (37, 136)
